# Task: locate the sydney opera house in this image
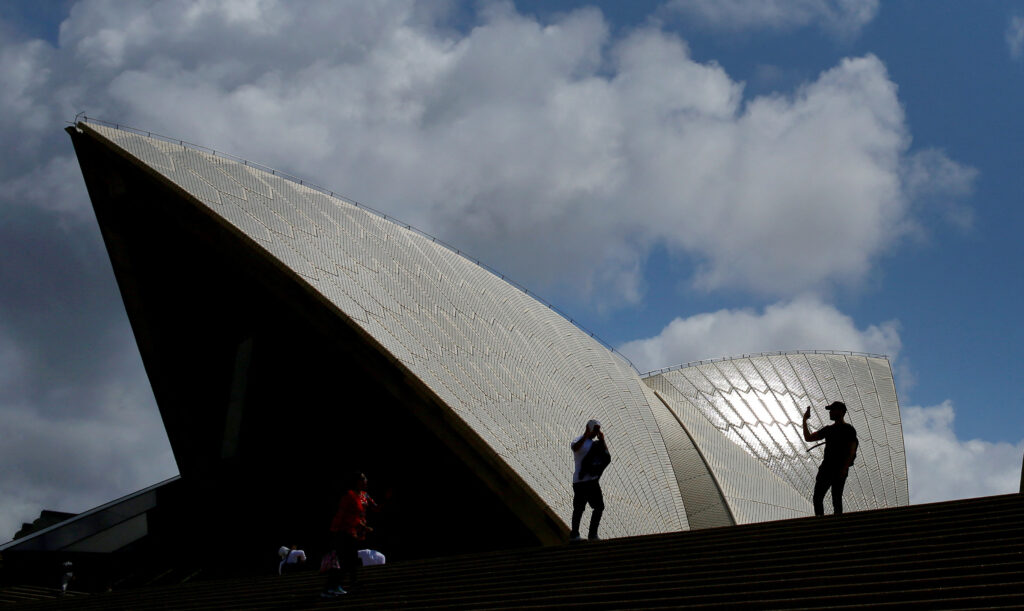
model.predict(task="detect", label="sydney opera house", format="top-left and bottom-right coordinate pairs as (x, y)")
top-left (2, 120), bottom-right (908, 580)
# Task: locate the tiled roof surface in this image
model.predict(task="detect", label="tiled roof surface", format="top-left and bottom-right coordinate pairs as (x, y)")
top-left (76, 121), bottom-right (907, 539)
top-left (81, 121), bottom-right (688, 537)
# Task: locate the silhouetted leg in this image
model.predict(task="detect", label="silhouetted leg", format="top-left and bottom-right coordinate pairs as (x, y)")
top-left (339, 535), bottom-right (361, 589)
top-left (587, 482), bottom-right (604, 539)
top-left (326, 566), bottom-right (343, 590)
top-left (813, 469), bottom-right (830, 516)
top-left (570, 482), bottom-right (586, 537)
top-left (324, 533), bottom-right (343, 592)
top-left (831, 471), bottom-right (848, 515)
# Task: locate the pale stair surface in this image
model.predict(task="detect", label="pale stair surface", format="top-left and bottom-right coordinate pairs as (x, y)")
top-left (4, 494), bottom-right (1022, 610)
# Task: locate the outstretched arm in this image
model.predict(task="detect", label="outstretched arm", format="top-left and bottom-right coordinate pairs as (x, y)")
top-left (803, 406), bottom-right (823, 442)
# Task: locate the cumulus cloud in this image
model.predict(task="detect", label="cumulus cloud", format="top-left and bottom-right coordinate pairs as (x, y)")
top-left (1008, 15), bottom-right (1024, 60)
top-left (902, 148), bottom-right (978, 232)
top-left (2, 0), bottom-right (974, 304)
top-left (617, 295), bottom-right (901, 372)
top-left (903, 402), bottom-right (1024, 504)
top-left (664, 0), bottom-right (879, 37)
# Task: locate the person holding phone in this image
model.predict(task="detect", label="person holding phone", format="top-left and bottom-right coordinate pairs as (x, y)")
top-left (803, 401), bottom-right (858, 516)
top-left (569, 419), bottom-right (607, 541)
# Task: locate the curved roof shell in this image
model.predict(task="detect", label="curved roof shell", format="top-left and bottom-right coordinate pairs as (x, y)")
top-left (77, 121), bottom-right (689, 539)
top-left (644, 352), bottom-right (909, 523)
top-left (70, 121), bottom-right (908, 541)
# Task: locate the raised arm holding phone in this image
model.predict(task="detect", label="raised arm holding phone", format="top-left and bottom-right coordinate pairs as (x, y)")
top-left (569, 419), bottom-right (608, 541)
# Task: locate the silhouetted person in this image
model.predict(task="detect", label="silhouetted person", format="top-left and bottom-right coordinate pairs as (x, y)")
top-left (803, 401), bottom-right (858, 516)
top-left (59, 560), bottom-right (73, 594)
top-left (570, 419), bottom-right (610, 541)
top-left (322, 472), bottom-right (377, 598)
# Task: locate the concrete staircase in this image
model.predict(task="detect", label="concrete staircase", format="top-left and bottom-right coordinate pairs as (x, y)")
top-left (0, 586), bottom-right (82, 606)
top-left (5, 493), bottom-right (1022, 609)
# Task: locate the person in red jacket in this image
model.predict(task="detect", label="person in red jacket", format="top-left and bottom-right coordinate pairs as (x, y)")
top-left (322, 472), bottom-right (377, 598)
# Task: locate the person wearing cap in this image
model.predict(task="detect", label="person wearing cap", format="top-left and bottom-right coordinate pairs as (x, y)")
top-left (803, 401), bottom-right (858, 516)
top-left (569, 419), bottom-right (607, 541)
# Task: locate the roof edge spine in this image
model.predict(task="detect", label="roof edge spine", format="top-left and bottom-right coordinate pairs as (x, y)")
top-left (642, 349), bottom-right (890, 379)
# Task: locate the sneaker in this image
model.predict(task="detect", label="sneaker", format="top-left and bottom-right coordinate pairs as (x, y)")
top-left (320, 587), bottom-right (347, 598)
top-left (569, 534), bottom-right (583, 543)
top-left (588, 535), bottom-right (601, 541)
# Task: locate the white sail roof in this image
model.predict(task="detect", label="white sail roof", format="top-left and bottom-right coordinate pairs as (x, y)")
top-left (78, 120), bottom-right (908, 537)
top-left (644, 352), bottom-right (909, 521)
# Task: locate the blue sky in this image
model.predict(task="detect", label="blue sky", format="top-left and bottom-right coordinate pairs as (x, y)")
top-left (1, 0), bottom-right (1023, 540)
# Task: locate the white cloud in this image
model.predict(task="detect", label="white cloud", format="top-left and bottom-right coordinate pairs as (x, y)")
top-left (617, 295), bottom-right (901, 372)
top-left (2, 1), bottom-right (974, 305)
top-left (903, 402), bottom-right (1024, 504)
top-left (664, 0), bottom-right (879, 37)
top-left (0, 37), bottom-right (57, 152)
top-left (0, 155), bottom-right (92, 218)
top-left (902, 148), bottom-right (978, 232)
top-left (1008, 15), bottom-right (1024, 60)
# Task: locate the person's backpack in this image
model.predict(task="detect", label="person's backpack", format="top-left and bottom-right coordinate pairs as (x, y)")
top-left (580, 439), bottom-right (612, 479)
